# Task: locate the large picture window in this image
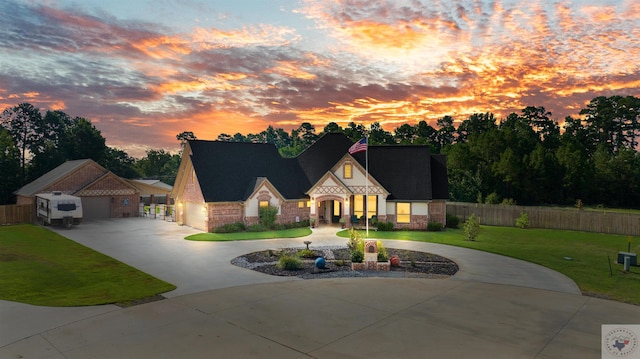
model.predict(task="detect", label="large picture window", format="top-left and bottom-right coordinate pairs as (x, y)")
top-left (353, 195), bottom-right (377, 219)
top-left (397, 202), bottom-right (411, 223)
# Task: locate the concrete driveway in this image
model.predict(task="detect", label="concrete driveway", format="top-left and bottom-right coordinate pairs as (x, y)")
top-left (1, 218), bottom-right (639, 358)
top-left (46, 218), bottom-right (582, 297)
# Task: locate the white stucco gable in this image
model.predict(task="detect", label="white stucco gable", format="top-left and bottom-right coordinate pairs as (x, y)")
top-left (245, 177), bottom-right (284, 217)
top-left (329, 154), bottom-right (389, 197)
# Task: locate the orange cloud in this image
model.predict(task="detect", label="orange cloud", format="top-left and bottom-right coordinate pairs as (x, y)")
top-left (266, 61), bottom-right (316, 80)
top-left (191, 24), bottom-right (300, 49)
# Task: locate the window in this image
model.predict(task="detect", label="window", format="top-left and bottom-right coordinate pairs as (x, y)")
top-left (367, 195), bottom-right (377, 219)
top-left (298, 201), bottom-right (305, 208)
top-left (397, 203), bottom-right (411, 223)
top-left (344, 163), bottom-right (352, 179)
top-left (353, 195), bottom-right (377, 219)
top-left (306, 201), bottom-right (311, 208)
top-left (353, 195), bottom-right (364, 218)
top-left (333, 201), bottom-right (341, 216)
top-left (259, 200), bottom-right (269, 208)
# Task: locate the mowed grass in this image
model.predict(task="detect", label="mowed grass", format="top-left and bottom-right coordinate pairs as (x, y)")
top-left (185, 227), bottom-right (312, 241)
top-left (0, 224), bottom-right (176, 307)
top-left (339, 226), bottom-right (640, 305)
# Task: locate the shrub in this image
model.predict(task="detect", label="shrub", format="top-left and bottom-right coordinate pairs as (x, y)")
top-left (259, 205), bottom-right (278, 229)
top-left (427, 222), bottom-right (443, 232)
top-left (277, 254), bottom-right (302, 270)
top-left (213, 222), bottom-right (245, 233)
top-left (446, 213), bottom-right (460, 229)
top-left (347, 229), bottom-right (364, 253)
top-left (463, 214), bottom-right (480, 241)
top-left (376, 240), bottom-right (388, 261)
top-left (246, 224), bottom-right (267, 232)
top-left (484, 192), bottom-right (500, 204)
top-left (350, 250), bottom-right (364, 263)
top-left (501, 198), bottom-right (517, 205)
top-left (298, 249), bottom-right (316, 258)
top-left (376, 221), bottom-right (394, 231)
top-left (516, 212), bottom-right (529, 229)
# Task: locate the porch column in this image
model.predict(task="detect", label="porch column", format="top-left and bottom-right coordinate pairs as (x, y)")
top-left (309, 195), bottom-right (317, 225)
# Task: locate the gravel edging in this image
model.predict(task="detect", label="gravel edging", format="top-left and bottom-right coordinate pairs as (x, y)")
top-left (231, 246), bottom-right (459, 280)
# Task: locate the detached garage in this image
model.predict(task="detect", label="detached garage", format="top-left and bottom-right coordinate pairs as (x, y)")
top-left (14, 159), bottom-right (140, 220)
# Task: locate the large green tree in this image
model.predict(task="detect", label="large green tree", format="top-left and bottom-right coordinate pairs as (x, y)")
top-left (0, 103), bottom-right (44, 183)
top-left (0, 128), bottom-right (20, 204)
top-left (135, 149), bottom-right (180, 184)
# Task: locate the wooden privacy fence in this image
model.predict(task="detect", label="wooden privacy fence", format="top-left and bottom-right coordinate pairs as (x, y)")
top-left (0, 204), bottom-right (34, 225)
top-left (447, 202), bottom-right (640, 236)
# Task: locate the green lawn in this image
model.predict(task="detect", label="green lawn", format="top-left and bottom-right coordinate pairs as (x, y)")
top-left (339, 226), bottom-right (640, 305)
top-left (0, 224), bottom-right (176, 307)
top-left (185, 227), bottom-right (312, 241)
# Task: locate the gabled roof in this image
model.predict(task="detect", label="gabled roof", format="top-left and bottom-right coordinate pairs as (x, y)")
top-left (131, 179), bottom-right (173, 191)
top-left (305, 171), bottom-right (353, 196)
top-left (129, 179), bottom-right (173, 196)
top-left (75, 172), bottom-right (139, 196)
top-left (297, 133), bottom-right (353, 185)
top-left (351, 145), bottom-right (446, 200)
top-left (245, 177), bottom-right (286, 202)
top-left (188, 140), bottom-right (310, 202)
top-left (184, 133), bottom-right (448, 203)
top-left (14, 159), bottom-right (105, 197)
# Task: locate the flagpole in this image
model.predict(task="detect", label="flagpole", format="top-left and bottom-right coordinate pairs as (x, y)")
top-left (365, 135), bottom-right (369, 237)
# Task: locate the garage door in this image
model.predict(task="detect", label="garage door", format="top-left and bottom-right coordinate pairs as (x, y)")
top-left (185, 202), bottom-right (207, 231)
top-left (82, 197), bottom-right (110, 220)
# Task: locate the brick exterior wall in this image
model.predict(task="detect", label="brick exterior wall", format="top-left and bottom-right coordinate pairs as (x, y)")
top-left (46, 164), bottom-right (107, 193)
top-left (207, 202), bottom-right (244, 232)
top-left (429, 200), bottom-right (446, 226)
top-left (181, 173), bottom-right (205, 203)
top-left (18, 161), bottom-right (140, 218)
top-left (75, 173), bottom-right (139, 218)
top-left (386, 201), bottom-right (447, 230)
top-left (241, 201), bottom-right (310, 229)
top-left (109, 194), bottom-right (139, 218)
top-left (279, 200), bottom-right (310, 225)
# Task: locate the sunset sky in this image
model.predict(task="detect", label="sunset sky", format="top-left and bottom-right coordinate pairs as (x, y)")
top-left (1, 0), bottom-right (639, 157)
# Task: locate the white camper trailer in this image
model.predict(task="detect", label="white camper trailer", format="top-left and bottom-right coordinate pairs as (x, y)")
top-left (36, 192), bottom-right (83, 229)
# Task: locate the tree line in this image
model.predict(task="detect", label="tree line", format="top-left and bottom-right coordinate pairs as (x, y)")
top-left (0, 103), bottom-right (181, 204)
top-left (216, 95), bottom-right (640, 209)
top-left (2, 95), bottom-right (639, 208)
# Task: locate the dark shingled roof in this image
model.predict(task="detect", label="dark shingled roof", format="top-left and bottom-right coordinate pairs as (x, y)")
top-left (188, 133), bottom-right (448, 202)
top-left (430, 155), bottom-right (449, 199)
top-left (351, 145), bottom-right (437, 200)
top-left (189, 140), bottom-right (310, 202)
top-left (296, 133), bottom-right (353, 184)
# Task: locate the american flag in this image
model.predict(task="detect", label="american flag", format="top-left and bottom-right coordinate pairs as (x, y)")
top-left (348, 137), bottom-right (367, 154)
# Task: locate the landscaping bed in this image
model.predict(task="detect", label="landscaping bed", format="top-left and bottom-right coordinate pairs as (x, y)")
top-left (231, 247), bottom-right (459, 279)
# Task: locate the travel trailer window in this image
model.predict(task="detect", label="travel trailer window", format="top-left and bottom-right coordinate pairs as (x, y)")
top-left (57, 203), bottom-right (77, 211)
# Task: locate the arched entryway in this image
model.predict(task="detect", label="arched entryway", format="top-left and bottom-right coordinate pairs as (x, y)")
top-left (312, 195), bottom-right (348, 226)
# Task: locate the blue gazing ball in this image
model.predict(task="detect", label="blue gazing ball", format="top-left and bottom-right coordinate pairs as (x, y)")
top-left (315, 257), bottom-right (326, 269)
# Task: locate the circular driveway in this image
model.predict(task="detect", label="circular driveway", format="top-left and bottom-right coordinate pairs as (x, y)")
top-left (49, 218), bottom-right (581, 297)
top-left (1, 218), bottom-right (639, 358)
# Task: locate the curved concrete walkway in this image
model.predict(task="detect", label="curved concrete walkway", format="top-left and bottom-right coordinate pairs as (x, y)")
top-left (1, 219), bottom-right (639, 358)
